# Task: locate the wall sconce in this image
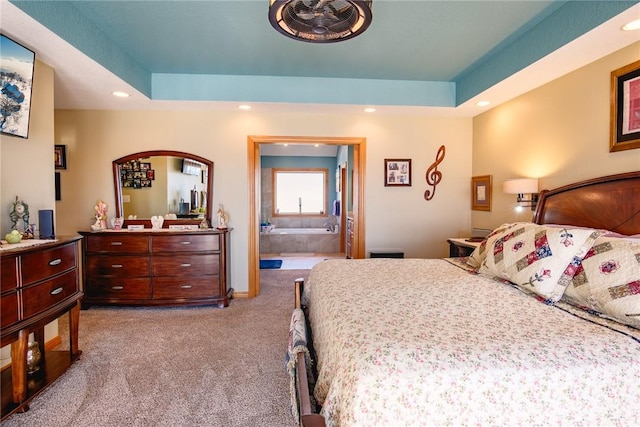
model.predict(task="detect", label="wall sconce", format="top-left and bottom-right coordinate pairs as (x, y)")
top-left (502, 178), bottom-right (539, 211)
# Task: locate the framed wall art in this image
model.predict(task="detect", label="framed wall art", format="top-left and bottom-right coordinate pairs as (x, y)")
top-left (610, 59), bottom-right (640, 152)
top-left (55, 172), bottom-right (61, 201)
top-left (0, 34), bottom-right (35, 138)
top-left (384, 159), bottom-right (411, 186)
top-left (471, 175), bottom-right (492, 211)
top-left (54, 145), bottom-right (67, 169)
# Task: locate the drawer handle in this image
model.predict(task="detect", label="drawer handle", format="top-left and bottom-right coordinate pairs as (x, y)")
top-left (50, 287), bottom-right (64, 295)
top-left (111, 264), bottom-right (123, 268)
top-left (112, 286), bottom-right (124, 290)
top-left (180, 285), bottom-right (192, 289)
top-left (180, 263), bottom-right (192, 267)
top-left (180, 241), bottom-right (192, 245)
top-left (49, 258), bottom-right (62, 266)
top-left (111, 242), bottom-right (123, 246)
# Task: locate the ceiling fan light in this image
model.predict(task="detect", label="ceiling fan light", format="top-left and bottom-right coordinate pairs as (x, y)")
top-left (269, 0), bottom-right (373, 43)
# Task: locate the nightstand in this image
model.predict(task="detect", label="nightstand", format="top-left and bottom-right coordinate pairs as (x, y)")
top-left (447, 238), bottom-right (481, 257)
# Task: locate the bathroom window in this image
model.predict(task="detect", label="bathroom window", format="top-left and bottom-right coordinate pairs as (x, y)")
top-left (272, 168), bottom-right (328, 216)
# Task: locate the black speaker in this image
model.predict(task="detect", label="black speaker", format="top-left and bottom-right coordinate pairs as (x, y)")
top-left (38, 209), bottom-right (55, 239)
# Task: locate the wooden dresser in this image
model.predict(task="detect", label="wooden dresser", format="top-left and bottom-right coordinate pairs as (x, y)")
top-left (1, 236), bottom-right (83, 421)
top-left (78, 229), bottom-right (232, 308)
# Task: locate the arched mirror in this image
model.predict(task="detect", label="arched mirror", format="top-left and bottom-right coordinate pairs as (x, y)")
top-left (113, 150), bottom-right (214, 227)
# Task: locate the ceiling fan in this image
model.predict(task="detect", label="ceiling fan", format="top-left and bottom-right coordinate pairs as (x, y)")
top-left (269, 0), bottom-right (373, 43)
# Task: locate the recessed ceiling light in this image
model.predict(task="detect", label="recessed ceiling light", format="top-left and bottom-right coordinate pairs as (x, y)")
top-left (476, 100), bottom-right (491, 107)
top-left (112, 91), bottom-right (130, 98)
top-left (622, 19), bottom-right (640, 31)
top-left (238, 104), bottom-right (252, 110)
top-left (314, 144), bottom-right (320, 147)
top-left (363, 107), bottom-right (376, 113)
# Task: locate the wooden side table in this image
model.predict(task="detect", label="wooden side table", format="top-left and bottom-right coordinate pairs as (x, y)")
top-left (447, 238), bottom-right (481, 257)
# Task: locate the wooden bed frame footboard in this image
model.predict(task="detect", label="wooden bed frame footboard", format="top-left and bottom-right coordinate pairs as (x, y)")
top-left (294, 278), bottom-right (327, 427)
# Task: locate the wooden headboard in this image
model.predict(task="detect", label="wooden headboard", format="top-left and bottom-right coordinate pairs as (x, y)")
top-left (533, 171), bottom-right (640, 235)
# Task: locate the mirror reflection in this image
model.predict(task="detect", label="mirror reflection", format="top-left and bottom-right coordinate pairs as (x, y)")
top-left (113, 151), bottom-right (213, 223)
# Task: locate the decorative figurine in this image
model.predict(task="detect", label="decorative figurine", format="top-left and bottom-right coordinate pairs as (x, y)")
top-left (216, 205), bottom-right (228, 229)
top-left (23, 223), bottom-right (35, 239)
top-left (111, 217), bottom-right (124, 230)
top-left (9, 196), bottom-right (29, 231)
top-left (150, 215), bottom-right (164, 229)
top-left (92, 200), bottom-right (108, 231)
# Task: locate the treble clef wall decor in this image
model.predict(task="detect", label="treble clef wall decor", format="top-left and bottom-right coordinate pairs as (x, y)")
top-left (424, 145), bottom-right (446, 201)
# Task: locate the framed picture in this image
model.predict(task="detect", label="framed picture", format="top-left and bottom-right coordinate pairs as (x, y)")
top-left (384, 159), bottom-right (411, 187)
top-left (55, 172), bottom-right (61, 201)
top-left (0, 35), bottom-right (35, 138)
top-left (140, 162), bottom-right (150, 171)
top-left (471, 175), bottom-right (492, 211)
top-left (610, 60), bottom-right (640, 152)
top-left (54, 145), bottom-right (67, 169)
top-left (147, 169), bottom-right (155, 180)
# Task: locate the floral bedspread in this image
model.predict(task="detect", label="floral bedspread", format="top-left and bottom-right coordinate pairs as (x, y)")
top-left (303, 258), bottom-right (640, 427)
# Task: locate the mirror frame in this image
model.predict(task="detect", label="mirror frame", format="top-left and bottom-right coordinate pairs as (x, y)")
top-left (113, 150), bottom-right (214, 228)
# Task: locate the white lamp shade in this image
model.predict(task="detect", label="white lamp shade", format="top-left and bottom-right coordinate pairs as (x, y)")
top-left (502, 178), bottom-right (539, 194)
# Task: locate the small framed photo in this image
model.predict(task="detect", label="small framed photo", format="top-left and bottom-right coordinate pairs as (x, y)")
top-left (610, 60), bottom-right (640, 152)
top-left (147, 169), bottom-right (155, 180)
top-left (471, 175), bottom-right (492, 211)
top-left (140, 162), bottom-right (151, 171)
top-left (54, 145), bottom-right (67, 169)
top-left (384, 159), bottom-right (411, 186)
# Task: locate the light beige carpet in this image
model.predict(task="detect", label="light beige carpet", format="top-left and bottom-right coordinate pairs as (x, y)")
top-left (2, 270), bottom-right (310, 427)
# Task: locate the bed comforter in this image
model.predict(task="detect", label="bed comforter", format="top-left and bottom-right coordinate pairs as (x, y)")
top-left (302, 258), bottom-right (640, 427)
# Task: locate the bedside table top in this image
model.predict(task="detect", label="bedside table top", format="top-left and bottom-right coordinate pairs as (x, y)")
top-left (447, 238), bottom-right (481, 249)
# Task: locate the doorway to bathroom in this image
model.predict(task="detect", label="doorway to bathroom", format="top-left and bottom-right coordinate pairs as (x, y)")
top-left (247, 135), bottom-right (366, 297)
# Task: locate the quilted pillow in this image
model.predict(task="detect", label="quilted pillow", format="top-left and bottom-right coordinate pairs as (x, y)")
top-left (478, 223), bottom-right (603, 302)
top-left (563, 236), bottom-right (640, 328)
top-left (466, 222), bottom-right (517, 269)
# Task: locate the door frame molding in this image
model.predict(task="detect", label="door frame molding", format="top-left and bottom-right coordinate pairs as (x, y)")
top-left (247, 135), bottom-right (366, 297)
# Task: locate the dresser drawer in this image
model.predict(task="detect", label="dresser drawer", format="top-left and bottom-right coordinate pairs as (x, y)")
top-left (0, 291), bottom-right (19, 328)
top-left (152, 254), bottom-right (219, 277)
top-left (151, 234), bottom-right (219, 253)
top-left (86, 234), bottom-right (149, 253)
top-left (21, 242), bottom-right (77, 286)
top-left (153, 276), bottom-right (219, 299)
top-left (86, 277), bottom-right (151, 300)
top-left (1, 256), bottom-right (18, 292)
top-left (87, 255), bottom-right (150, 278)
top-left (22, 270), bottom-right (79, 318)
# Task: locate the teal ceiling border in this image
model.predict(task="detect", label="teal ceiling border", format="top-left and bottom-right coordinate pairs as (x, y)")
top-left (152, 74), bottom-right (456, 107)
top-left (455, 1), bottom-right (639, 105)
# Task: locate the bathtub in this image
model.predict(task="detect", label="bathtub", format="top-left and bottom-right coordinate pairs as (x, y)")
top-left (260, 227), bottom-right (340, 253)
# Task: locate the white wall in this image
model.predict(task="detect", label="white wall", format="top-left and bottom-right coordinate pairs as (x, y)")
top-left (54, 110), bottom-right (473, 292)
top-left (472, 42), bottom-right (640, 230)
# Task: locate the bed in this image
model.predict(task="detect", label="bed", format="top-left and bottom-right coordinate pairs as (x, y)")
top-left (288, 171), bottom-right (640, 427)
